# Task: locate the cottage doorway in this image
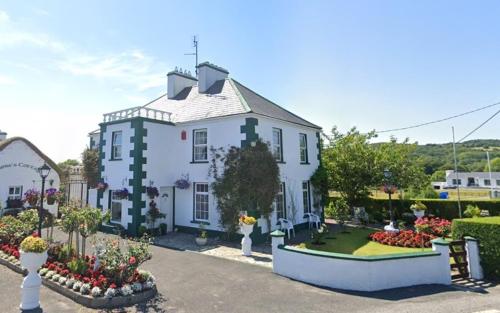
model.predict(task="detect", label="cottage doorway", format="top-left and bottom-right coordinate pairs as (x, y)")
top-left (159, 186), bottom-right (174, 233)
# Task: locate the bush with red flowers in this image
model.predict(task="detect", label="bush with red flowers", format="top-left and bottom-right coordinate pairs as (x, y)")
top-left (415, 217), bottom-right (451, 237)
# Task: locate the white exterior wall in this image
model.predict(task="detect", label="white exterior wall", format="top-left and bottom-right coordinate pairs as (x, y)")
top-left (100, 122), bottom-right (135, 228)
top-left (0, 140), bottom-right (60, 215)
top-left (98, 113), bottom-right (321, 233)
top-left (445, 170), bottom-right (500, 188)
top-left (272, 237), bottom-right (452, 292)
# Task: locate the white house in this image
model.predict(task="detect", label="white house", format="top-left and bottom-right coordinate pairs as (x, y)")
top-left (0, 131), bottom-right (62, 216)
top-left (444, 170), bottom-right (500, 189)
top-left (89, 62), bottom-right (322, 239)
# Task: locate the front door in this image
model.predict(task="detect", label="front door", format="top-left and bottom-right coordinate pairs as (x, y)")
top-left (159, 186), bottom-right (174, 233)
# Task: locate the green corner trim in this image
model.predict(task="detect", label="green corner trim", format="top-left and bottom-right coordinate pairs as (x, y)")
top-left (127, 118), bottom-right (148, 237)
top-left (316, 132), bottom-right (322, 164)
top-left (240, 117), bottom-right (259, 148)
top-left (270, 230), bottom-right (285, 237)
top-left (278, 245), bottom-right (441, 261)
top-left (97, 124), bottom-right (107, 209)
top-left (431, 238), bottom-right (450, 246)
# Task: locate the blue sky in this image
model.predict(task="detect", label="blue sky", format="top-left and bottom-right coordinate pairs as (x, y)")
top-left (1, 0), bottom-right (500, 162)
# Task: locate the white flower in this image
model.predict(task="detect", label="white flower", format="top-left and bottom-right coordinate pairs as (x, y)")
top-left (8, 256), bottom-right (15, 262)
top-left (45, 270), bottom-right (55, 279)
top-left (120, 284), bottom-right (133, 296)
top-left (91, 286), bottom-right (102, 297)
top-left (131, 282), bottom-right (143, 293)
top-left (65, 278), bottom-right (75, 288)
top-left (52, 274), bottom-right (61, 281)
top-left (80, 283), bottom-right (91, 295)
top-left (73, 281), bottom-right (82, 291)
top-left (142, 280), bottom-right (155, 290)
top-left (59, 277), bottom-right (67, 285)
top-left (104, 288), bottom-right (117, 299)
top-left (39, 268), bottom-right (48, 276)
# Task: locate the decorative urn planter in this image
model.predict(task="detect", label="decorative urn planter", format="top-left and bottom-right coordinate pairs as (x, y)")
top-left (412, 209), bottom-right (425, 219)
top-left (240, 223), bottom-right (254, 256)
top-left (195, 237), bottom-right (208, 246)
top-left (20, 250), bottom-right (48, 310)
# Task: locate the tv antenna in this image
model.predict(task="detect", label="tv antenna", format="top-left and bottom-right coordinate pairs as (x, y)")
top-left (184, 35), bottom-right (199, 77)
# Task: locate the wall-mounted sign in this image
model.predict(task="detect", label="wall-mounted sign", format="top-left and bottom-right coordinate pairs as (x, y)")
top-left (0, 163), bottom-right (40, 172)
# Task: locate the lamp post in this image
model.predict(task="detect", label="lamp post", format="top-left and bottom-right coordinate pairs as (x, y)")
top-left (37, 163), bottom-right (51, 237)
top-left (383, 168), bottom-right (397, 231)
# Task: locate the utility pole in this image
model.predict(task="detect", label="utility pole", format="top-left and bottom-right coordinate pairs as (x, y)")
top-left (452, 126), bottom-right (462, 218)
top-left (487, 150), bottom-right (493, 198)
top-left (184, 36), bottom-right (199, 77)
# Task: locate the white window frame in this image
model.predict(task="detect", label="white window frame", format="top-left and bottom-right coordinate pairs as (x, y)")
top-left (110, 191), bottom-right (123, 222)
top-left (111, 131), bottom-right (122, 160)
top-left (194, 183), bottom-right (209, 221)
top-left (272, 128), bottom-right (283, 162)
top-left (484, 179), bottom-right (491, 186)
top-left (496, 179), bottom-right (500, 186)
top-left (8, 186), bottom-right (23, 200)
top-left (302, 181), bottom-right (311, 214)
top-left (274, 183), bottom-right (285, 219)
top-left (299, 133), bottom-right (308, 163)
top-left (193, 129), bottom-right (208, 162)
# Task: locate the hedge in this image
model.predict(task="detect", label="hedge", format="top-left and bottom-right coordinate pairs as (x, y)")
top-left (452, 217), bottom-right (500, 280)
top-left (327, 198), bottom-right (500, 220)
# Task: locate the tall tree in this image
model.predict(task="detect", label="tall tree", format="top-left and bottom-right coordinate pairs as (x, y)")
top-left (486, 157), bottom-right (500, 172)
top-left (81, 148), bottom-right (99, 188)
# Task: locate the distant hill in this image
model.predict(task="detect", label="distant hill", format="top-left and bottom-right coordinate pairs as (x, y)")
top-left (411, 139), bottom-right (500, 177)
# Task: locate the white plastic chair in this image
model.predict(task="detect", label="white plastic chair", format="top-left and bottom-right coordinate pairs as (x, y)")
top-left (278, 218), bottom-right (295, 238)
top-left (304, 213), bottom-right (320, 229)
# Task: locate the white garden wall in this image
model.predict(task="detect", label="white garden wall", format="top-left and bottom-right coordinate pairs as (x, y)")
top-left (271, 235), bottom-right (452, 292)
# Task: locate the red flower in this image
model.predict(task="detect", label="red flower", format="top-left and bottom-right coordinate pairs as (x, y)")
top-left (129, 256), bottom-right (136, 265)
top-left (110, 283), bottom-right (117, 289)
top-left (83, 277), bottom-right (91, 284)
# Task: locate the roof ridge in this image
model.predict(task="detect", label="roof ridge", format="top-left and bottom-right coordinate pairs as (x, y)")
top-left (142, 93), bottom-right (168, 109)
top-left (231, 79), bottom-right (321, 129)
top-left (228, 78), bottom-right (251, 112)
top-left (0, 137), bottom-right (63, 178)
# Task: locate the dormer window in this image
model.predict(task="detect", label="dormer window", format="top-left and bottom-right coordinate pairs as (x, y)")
top-left (193, 129), bottom-right (208, 162)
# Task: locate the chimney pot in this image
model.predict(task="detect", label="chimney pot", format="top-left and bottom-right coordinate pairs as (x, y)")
top-left (167, 68), bottom-right (197, 99)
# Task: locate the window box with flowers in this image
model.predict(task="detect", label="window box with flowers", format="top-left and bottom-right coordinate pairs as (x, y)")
top-left (114, 188), bottom-right (129, 200)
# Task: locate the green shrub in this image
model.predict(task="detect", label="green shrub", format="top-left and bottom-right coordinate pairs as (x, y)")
top-left (326, 198), bottom-right (350, 226)
top-left (452, 217), bottom-right (500, 280)
top-left (464, 205), bottom-right (481, 218)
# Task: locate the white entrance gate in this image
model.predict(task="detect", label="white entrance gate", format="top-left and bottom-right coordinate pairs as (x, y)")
top-left (159, 186), bottom-right (174, 232)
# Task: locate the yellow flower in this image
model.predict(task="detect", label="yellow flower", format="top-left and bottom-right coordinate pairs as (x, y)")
top-left (20, 236), bottom-right (48, 253)
top-left (239, 215), bottom-right (256, 225)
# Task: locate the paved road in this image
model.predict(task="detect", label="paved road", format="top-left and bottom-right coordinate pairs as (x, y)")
top-left (1, 239), bottom-right (500, 312)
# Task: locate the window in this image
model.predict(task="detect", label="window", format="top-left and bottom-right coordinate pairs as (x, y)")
top-left (193, 129), bottom-right (208, 162)
top-left (194, 183), bottom-right (209, 221)
top-left (110, 191), bottom-right (122, 222)
top-left (484, 179), bottom-right (491, 186)
top-left (111, 131), bottom-right (122, 160)
top-left (302, 181), bottom-right (311, 213)
top-left (497, 179), bottom-right (500, 186)
top-left (452, 179), bottom-right (462, 186)
top-left (299, 133), bottom-right (308, 163)
top-left (8, 186), bottom-right (22, 200)
top-left (272, 128), bottom-right (283, 162)
top-left (275, 183), bottom-right (285, 219)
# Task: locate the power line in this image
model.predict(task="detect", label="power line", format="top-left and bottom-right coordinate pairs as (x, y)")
top-left (375, 101), bottom-right (500, 134)
top-left (457, 108), bottom-right (500, 143)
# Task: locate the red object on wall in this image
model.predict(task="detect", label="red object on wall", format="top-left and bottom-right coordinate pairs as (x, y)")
top-left (181, 130), bottom-right (187, 140)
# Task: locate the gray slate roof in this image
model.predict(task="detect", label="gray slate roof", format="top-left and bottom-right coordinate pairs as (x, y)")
top-left (144, 78), bottom-right (321, 129)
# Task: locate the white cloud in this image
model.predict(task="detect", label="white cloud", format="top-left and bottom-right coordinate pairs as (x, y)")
top-left (59, 50), bottom-right (167, 91)
top-left (0, 10), bottom-right (9, 24)
top-left (0, 74), bottom-right (15, 85)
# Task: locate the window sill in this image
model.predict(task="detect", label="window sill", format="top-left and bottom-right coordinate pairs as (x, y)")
top-left (300, 162), bottom-right (310, 165)
top-left (109, 158), bottom-right (123, 161)
top-left (190, 161), bottom-right (209, 164)
top-left (276, 161), bottom-right (286, 164)
top-left (191, 220), bottom-right (210, 225)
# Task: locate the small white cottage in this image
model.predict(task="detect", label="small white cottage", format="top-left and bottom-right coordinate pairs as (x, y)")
top-left (89, 62), bottom-right (322, 239)
top-left (0, 131), bottom-right (61, 216)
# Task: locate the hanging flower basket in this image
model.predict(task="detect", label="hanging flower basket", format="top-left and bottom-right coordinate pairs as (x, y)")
top-left (114, 188), bottom-right (129, 200)
top-left (174, 174), bottom-right (190, 190)
top-left (24, 189), bottom-right (40, 207)
top-left (381, 185), bottom-right (397, 195)
top-left (45, 188), bottom-right (62, 205)
top-left (96, 182), bottom-right (109, 192)
top-left (146, 186), bottom-right (159, 199)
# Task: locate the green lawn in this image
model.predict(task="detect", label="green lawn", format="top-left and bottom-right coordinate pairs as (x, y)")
top-left (304, 226), bottom-right (431, 256)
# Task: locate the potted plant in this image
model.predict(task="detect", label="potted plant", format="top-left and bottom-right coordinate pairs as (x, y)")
top-left (45, 188), bottom-right (61, 205)
top-left (114, 188), bottom-right (129, 200)
top-left (146, 186), bottom-right (159, 199)
top-left (195, 223), bottom-right (208, 246)
top-left (174, 174), bottom-right (190, 190)
top-left (239, 215), bottom-right (256, 256)
top-left (19, 235), bottom-right (48, 310)
top-left (96, 182), bottom-right (108, 191)
top-left (24, 189), bottom-right (40, 207)
top-left (410, 201), bottom-right (427, 218)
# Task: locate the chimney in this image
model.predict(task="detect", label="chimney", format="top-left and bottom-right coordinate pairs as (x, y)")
top-left (0, 130), bottom-right (6, 141)
top-left (197, 62), bottom-right (229, 93)
top-left (167, 67), bottom-right (197, 99)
